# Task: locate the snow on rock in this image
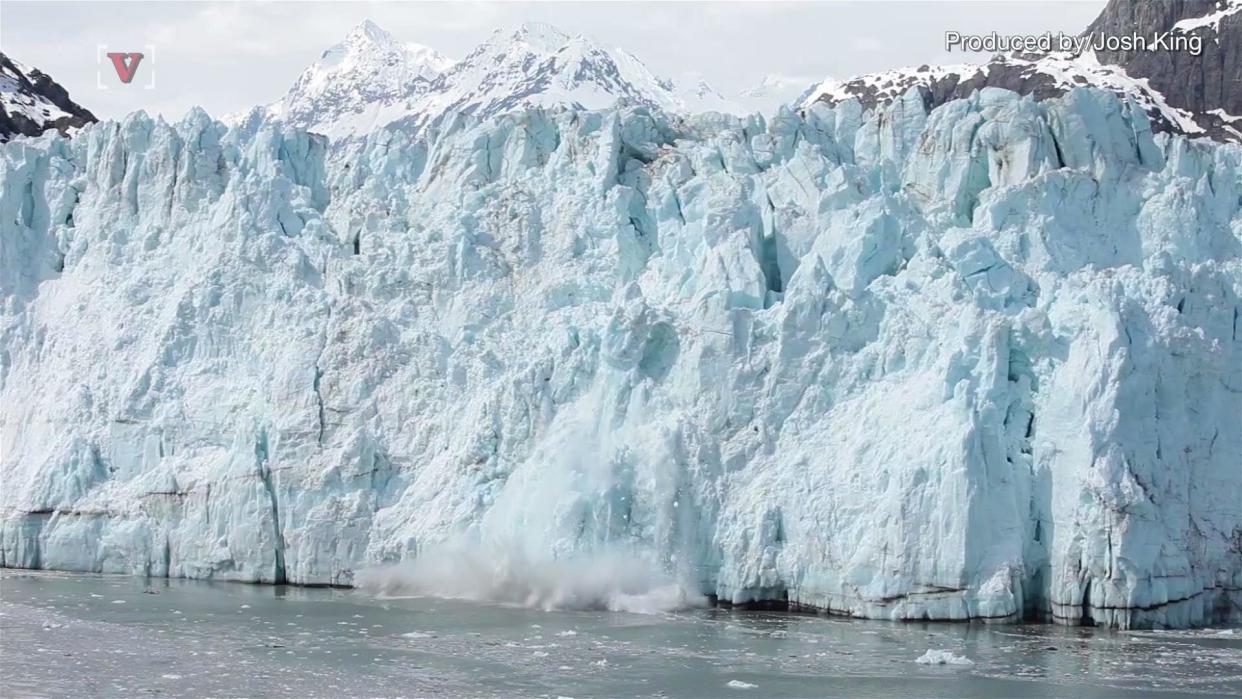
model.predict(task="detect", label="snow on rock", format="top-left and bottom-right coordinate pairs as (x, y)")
top-left (1, 53), bottom-right (97, 142)
top-left (801, 51), bottom-right (1207, 140)
top-left (2, 86), bottom-right (1241, 630)
top-left (807, 0), bottom-right (1242, 144)
top-left (1, 61), bottom-right (69, 123)
top-left (1083, 0), bottom-right (1242, 143)
top-left (1172, 0), bottom-right (1242, 33)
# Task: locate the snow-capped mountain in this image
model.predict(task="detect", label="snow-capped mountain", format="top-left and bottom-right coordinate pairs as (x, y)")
top-left (234, 20), bottom-right (454, 139)
top-left (247, 21), bottom-right (741, 139)
top-left (0, 53), bottom-right (96, 143)
top-left (657, 73), bottom-right (744, 117)
top-left (407, 23), bottom-right (739, 130)
top-left (738, 74), bottom-right (816, 114)
top-left (803, 0), bottom-right (1242, 141)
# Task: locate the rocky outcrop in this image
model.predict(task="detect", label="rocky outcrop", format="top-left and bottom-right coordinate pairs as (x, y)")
top-left (1084, 0), bottom-right (1242, 140)
top-left (808, 0), bottom-right (1242, 142)
top-left (0, 53), bottom-right (97, 143)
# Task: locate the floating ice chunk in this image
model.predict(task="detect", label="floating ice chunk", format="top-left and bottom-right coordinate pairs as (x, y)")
top-left (916, 650), bottom-right (974, 666)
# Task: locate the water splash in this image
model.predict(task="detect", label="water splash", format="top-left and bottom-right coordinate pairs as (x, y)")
top-left (356, 545), bottom-right (706, 615)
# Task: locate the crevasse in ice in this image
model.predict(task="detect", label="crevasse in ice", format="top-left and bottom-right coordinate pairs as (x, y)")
top-left (2, 87), bottom-right (1239, 628)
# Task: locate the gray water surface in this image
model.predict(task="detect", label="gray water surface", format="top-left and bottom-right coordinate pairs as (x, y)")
top-left (1, 570), bottom-right (1239, 698)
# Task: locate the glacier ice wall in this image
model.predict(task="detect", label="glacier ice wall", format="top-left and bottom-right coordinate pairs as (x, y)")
top-left (1, 88), bottom-right (1240, 628)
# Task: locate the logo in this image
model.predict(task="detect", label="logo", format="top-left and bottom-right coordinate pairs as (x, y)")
top-left (107, 52), bottom-right (144, 83)
top-left (97, 44), bottom-right (155, 89)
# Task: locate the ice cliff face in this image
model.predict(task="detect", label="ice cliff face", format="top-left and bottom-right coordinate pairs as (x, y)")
top-left (2, 86), bottom-right (1240, 629)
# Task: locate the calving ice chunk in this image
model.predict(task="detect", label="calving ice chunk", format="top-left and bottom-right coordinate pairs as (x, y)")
top-left (0, 85), bottom-right (1239, 630)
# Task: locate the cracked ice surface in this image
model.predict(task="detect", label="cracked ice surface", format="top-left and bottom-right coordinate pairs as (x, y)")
top-left (1, 87), bottom-right (1240, 628)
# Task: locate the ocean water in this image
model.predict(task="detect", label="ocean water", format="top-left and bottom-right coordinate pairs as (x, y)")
top-left (1, 570), bottom-right (1239, 698)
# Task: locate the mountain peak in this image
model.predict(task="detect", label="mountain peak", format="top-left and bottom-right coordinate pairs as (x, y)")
top-left (245, 20), bottom-right (738, 139)
top-left (424, 21), bottom-right (737, 128)
top-left (501, 21), bottom-right (577, 53)
top-left (311, 21), bottom-right (452, 83)
top-left (346, 19), bottom-right (397, 46)
top-left (248, 21), bottom-right (454, 137)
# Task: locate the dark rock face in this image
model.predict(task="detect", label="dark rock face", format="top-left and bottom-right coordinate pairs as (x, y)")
top-left (0, 53), bottom-right (97, 143)
top-left (1084, 0), bottom-right (1241, 140)
top-left (819, 57), bottom-right (1084, 114)
top-left (812, 0), bottom-right (1241, 142)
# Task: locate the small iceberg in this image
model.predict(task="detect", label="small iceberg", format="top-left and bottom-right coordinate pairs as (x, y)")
top-left (916, 649), bottom-right (974, 666)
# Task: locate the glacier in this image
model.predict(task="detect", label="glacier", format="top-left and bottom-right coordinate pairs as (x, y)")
top-left (1, 86), bottom-right (1240, 629)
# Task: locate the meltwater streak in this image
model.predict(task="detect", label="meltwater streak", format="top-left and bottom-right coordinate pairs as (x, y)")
top-left (355, 546), bottom-right (707, 615)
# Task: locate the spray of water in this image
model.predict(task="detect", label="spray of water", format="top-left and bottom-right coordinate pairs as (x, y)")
top-left (355, 545), bottom-right (707, 615)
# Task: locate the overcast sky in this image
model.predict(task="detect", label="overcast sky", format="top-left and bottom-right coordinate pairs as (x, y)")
top-left (2, 1), bottom-right (1106, 121)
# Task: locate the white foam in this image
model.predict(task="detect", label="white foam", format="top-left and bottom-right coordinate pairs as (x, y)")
top-left (356, 545), bottom-right (707, 615)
